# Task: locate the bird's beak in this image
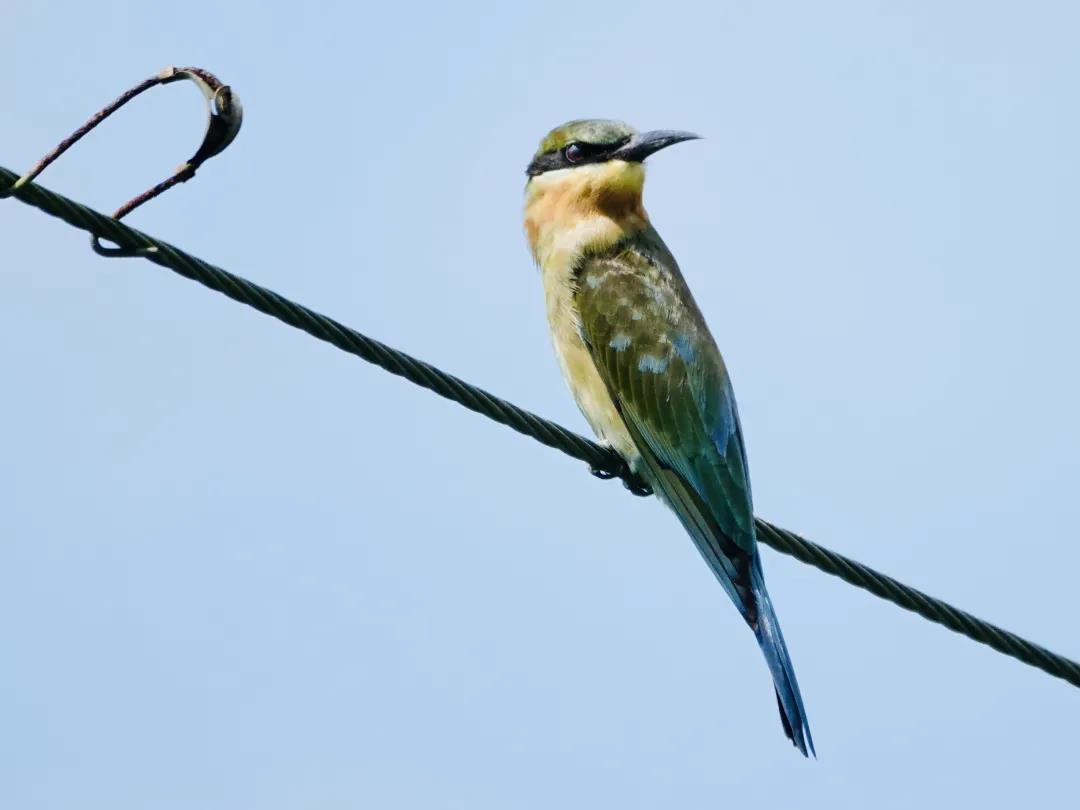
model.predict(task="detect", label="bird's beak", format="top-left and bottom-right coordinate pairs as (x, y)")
top-left (612, 130), bottom-right (701, 162)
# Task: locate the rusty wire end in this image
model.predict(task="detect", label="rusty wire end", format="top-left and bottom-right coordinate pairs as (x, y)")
top-left (0, 65), bottom-right (242, 257)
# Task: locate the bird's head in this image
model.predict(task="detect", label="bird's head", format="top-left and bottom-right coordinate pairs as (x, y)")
top-left (523, 119), bottom-right (699, 265)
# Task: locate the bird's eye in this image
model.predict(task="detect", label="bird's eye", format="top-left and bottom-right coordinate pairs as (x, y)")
top-left (564, 143), bottom-right (585, 164)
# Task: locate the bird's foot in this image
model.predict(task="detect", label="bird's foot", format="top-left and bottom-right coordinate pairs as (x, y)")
top-left (622, 476), bottom-right (653, 497)
top-left (588, 460), bottom-right (653, 497)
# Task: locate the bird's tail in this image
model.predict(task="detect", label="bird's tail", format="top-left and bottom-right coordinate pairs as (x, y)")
top-left (750, 559), bottom-right (815, 757)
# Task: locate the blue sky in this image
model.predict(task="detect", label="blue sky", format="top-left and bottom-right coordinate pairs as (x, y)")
top-left (3, 2), bottom-right (1079, 807)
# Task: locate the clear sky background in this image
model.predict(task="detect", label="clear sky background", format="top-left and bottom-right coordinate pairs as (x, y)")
top-left (3, 2), bottom-right (1079, 808)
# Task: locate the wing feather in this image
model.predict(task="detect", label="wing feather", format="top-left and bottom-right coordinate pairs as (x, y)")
top-left (574, 231), bottom-right (758, 615)
top-left (572, 229), bottom-right (815, 755)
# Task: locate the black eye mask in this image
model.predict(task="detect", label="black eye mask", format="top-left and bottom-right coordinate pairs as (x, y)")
top-left (526, 136), bottom-right (632, 177)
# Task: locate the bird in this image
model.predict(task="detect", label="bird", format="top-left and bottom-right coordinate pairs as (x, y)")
top-left (523, 119), bottom-right (814, 756)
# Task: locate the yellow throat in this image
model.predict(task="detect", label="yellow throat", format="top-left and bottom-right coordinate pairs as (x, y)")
top-left (524, 160), bottom-right (649, 270)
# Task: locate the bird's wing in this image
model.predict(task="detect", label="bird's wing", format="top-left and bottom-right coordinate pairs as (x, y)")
top-left (573, 231), bottom-right (759, 615)
top-left (573, 230), bottom-right (815, 756)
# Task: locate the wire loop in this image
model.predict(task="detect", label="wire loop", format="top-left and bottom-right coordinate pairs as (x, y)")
top-left (0, 65), bottom-right (241, 257)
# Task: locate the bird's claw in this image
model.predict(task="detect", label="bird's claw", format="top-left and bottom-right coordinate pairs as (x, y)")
top-left (589, 460), bottom-right (653, 497)
top-left (589, 464), bottom-right (617, 480)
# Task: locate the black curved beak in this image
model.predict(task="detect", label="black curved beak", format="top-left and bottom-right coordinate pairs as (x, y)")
top-left (612, 130), bottom-right (701, 162)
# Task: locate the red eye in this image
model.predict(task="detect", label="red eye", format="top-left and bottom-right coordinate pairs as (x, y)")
top-left (564, 143), bottom-right (584, 163)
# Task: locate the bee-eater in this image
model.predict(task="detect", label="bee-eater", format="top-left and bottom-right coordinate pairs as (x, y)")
top-left (524, 120), bottom-right (814, 756)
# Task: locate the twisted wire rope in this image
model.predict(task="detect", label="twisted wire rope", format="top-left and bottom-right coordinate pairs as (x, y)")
top-left (3, 165), bottom-right (1077, 689)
